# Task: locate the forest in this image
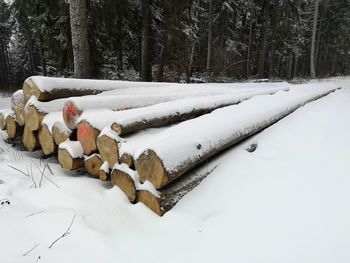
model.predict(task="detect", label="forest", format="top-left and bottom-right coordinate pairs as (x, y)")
top-left (0, 0), bottom-right (350, 91)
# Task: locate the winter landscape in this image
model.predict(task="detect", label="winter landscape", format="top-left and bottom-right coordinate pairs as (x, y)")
top-left (1, 0), bottom-right (350, 263)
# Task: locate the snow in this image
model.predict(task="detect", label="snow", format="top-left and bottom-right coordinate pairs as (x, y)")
top-left (78, 86), bottom-right (290, 131)
top-left (84, 153), bottom-right (101, 161)
top-left (0, 95), bottom-right (11, 109)
top-left (25, 96), bottom-right (66, 113)
top-left (10, 90), bottom-right (24, 109)
top-left (1, 78), bottom-right (350, 263)
top-left (98, 126), bottom-right (121, 142)
top-left (134, 83), bottom-right (339, 174)
top-left (42, 112), bottom-right (65, 133)
top-left (58, 140), bottom-right (84, 158)
top-left (100, 161), bottom-right (109, 173)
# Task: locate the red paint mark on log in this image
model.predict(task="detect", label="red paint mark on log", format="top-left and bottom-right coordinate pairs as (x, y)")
top-left (64, 104), bottom-right (78, 121)
top-left (78, 124), bottom-right (94, 153)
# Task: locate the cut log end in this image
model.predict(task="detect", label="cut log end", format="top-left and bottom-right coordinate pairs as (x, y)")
top-left (137, 190), bottom-right (163, 216)
top-left (119, 153), bottom-right (134, 168)
top-left (52, 124), bottom-right (72, 145)
top-left (23, 80), bottom-right (41, 102)
top-left (23, 127), bottom-right (40, 151)
top-left (99, 169), bottom-right (110, 181)
top-left (111, 123), bottom-right (122, 135)
top-left (63, 101), bottom-right (81, 130)
top-left (136, 150), bottom-right (168, 189)
top-left (25, 106), bottom-right (45, 131)
top-left (6, 115), bottom-right (24, 139)
top-left (38, 125), bottom-right (57, 156)
top-left (58, 148), bottom-right (84, 170)
top-left (77, 121), bottom-right (100, 155)
top-left (84, 155), bottom-right (103, 178)
top-left (0, 112), bottom-right (6, 130)
top-left (111, 169), bottom-right (137, 203)
top-left (96, 135), bottom-right (119, 169)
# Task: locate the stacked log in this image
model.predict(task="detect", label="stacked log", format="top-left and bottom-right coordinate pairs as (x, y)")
top-left (6, 114), bottom-right (24, 139)
top-left (58, 140), bottom-right (84, 170)
top-left (0, 109), bottom-right (12, 130)
top-left (11, 90), bottom-right (25, 126)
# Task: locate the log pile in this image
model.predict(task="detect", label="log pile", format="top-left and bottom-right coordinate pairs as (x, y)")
top-left (0, 76), bottom-right (340, 216)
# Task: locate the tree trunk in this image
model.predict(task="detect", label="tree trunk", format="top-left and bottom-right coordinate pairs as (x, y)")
top-left (206, 0), bottom-right (213, 75)
top-left (141, 0), bottom-right (152, 81)
top-left (257, 3), bottom-right (269, 78)
top-left (310, 0), bottom-right (319, 79)
top-left (70, 0), bottom-right (91, 78)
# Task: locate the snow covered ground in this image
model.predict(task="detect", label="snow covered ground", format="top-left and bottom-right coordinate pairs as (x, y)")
top-left (1, 78), bottom-right (350, 263)
top-left (0, 94), bottom-right (11, 109)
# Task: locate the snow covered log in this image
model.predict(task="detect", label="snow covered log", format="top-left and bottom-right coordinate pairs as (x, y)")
top-left (23, 127), bottom-right (40, 151)
top-left (0, 109), bottom-right (12, 130)
top-left (63, 93), bottom-right (194, 130)
top-left (96, 128), bottom-right (120, 169)
top-left (11, 90), bottom-right (25, 126)
top-left (6, 114), bottom-right (24, 139)
top-left (99, 161), bottom-right (110, 181)
top-left (111, 164), bottom-right (138, 202)
top-left (24, 97), bottom-right (66, 131)
top-left (137, 165), bottom-right (218, 216)
top-left (52, 122), bottom-right (73, 146)
top-left (135, 85), bottom-right (340, 189)
top-left (23, 76), bottom-right (195, 102)
top-left (84, 154), bottom-right (103, 177)
top-left (109, 89), bottom-right (287, 136)
top-left (58, 141), bottom-right (84, 170)
top-left (38, 125), bottom-right (57, 156)
top-left (77, 121), bottom-right (100, 155)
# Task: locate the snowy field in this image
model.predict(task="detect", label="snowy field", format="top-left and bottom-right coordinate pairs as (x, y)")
top-left (0, 94), bottom-right (11, 109)
top-left (1, 78), bottom-right (350, 263)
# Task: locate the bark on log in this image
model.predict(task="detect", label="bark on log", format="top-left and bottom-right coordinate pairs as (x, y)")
top-left (6, 115), bottom-right (24, 139)
top-left (96, 134), bottom-right (119, 169)
top-left (138, 165), bottom-right (218, 216)
top-left (111, 165), bottom-right (137, 202)
top-left (11, 90), bottom-right (25, 126)
top-left (136, 86), bottom-right (340, 189)
top-left (58, 148), bottom-right (84, 170)
top-left (38, 124), bottom-right (57, 156)
top-left (77, 121), bottom-right (100, 155)
top-left (25, 105), bottom-right (45, 131)
top-left (23, 127), bottom-right (40, 151)
top-left (84, 154), bottom-right (103, 178)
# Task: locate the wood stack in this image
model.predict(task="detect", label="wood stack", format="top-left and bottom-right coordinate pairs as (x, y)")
top-left (0, 76), bottom-right (340, 216)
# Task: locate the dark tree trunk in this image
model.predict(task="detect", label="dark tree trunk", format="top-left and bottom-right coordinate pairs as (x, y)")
top-left (141, 0), bottom-right (152, 82)
top-left (70, 0), bottom-right (91, 78)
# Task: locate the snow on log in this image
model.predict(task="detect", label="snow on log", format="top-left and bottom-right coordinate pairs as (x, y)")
top-left (6, 114), bottom-right (24, 139)
top-left (11, 90), bottom-right (25, 126)
top-left (135, 84), bottom-right (340, 189)
top-left (24, 96), bottom-right (66, 131)
top-left (84, 154), bottom-right (103, 177)
top-left (38, 124), bottom-right (57, 156)
top-left (0, 109), bottom-right (12, 130)
top-left (96, 127), bottom-right (120, 169)
top-left (111, 164), bottom-right (139, 202)
top-left (77, 121), bottom-right (100, 155)
top-left (137, 164), bottom-right (218, 216)
top-left (99, 161), bottom-right (110, 181)
top-left (52, 122), bottom-right (73, 146)
top-left (108, 88), bottom-right (288, 136)
top-left (23, 127), bottom-right (40, 151)
top-left (23, 76), bottom-right (181, 102)
top-left (58, 140), bottom-right (84, 170)
top-left (62, 83), bottom-right (286, 130)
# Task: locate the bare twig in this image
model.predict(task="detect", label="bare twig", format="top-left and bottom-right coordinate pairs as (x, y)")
top-left (7, 165), bottom-right (28, 177)
top-left (22, 243), bottom-right (40, 256)
top-left (36, 256), bottom-right (41, 263)
top-left (49, 214), bottom-right (76, 249)
top-left (25, 210), bottom-right (46, 218)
